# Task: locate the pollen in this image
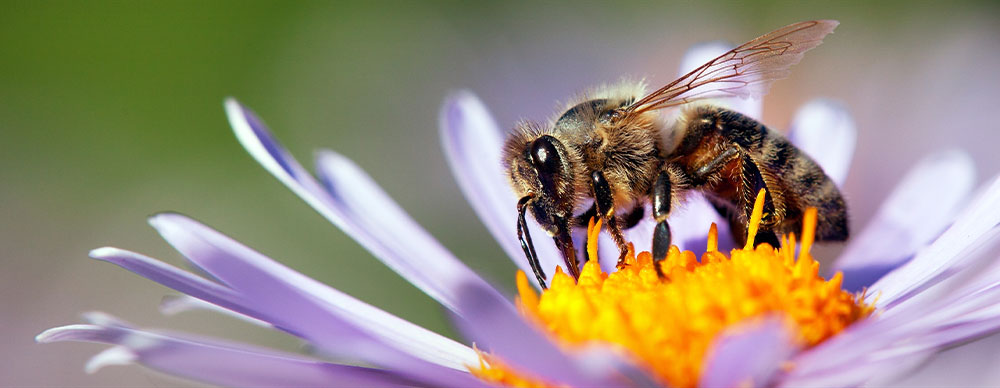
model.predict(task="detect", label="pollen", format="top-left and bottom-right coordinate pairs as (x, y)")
top-left (475, 190), bottom-right (873, 388)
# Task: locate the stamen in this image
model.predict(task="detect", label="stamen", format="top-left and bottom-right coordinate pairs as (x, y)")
top-left (800, 208), bottom-right (817, 261)
top-left (707, 223), bottom-right (718, 253)
top-left (586, 217), bottom-right (602, 265)
top-left (744, 189), bottom-right (768, 250)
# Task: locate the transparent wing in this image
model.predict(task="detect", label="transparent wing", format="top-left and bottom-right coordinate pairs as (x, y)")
top-left (624, 20), bottom-right (838, 115)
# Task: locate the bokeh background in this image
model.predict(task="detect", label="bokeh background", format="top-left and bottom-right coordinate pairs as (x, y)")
top-left (3, 1), bottom-right (1000, 386)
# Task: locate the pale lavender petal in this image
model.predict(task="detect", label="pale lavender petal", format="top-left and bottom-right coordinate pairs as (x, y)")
top-left (833, 150), bottom-right (975, 291)
top-left (790, 239), bottom-right (1000, 384)
top-left (785, 282), bottom-right (1000, 388)
top-left (92, 242), bottom-right (478, 383)
top-left (439, 92), bottom-right (564, 286)
top-left (678, 42), bottom-right (762, 120)
top-left (36, 324), bottom-right (426, 387)
top-left (314, 150), bottom-right (508, 304)
top-left (787, 99), bottom-right (856, 187)
top-left (451, 281), bottom-right (630, 387)
top-left (869, 175), bottom-right (1000, 308)
top-left (700, 317), bottom-right (799, 388)
top-left (226, 98), bottom-right (499, 310)
top-left (89, 247), bottom-right (271, 323)
top-left (573, 346), bottom-right (662, 387)
top-left (148, 212), bottom-right (479, 372)
top-left (780, 348), bottom-right (935, 388)
top-left (670, 194), bottom-right (732, 252)
top-left (160, 295), bottom-right (273, 329)
top-left (622, 213), bottom-right (655, 254)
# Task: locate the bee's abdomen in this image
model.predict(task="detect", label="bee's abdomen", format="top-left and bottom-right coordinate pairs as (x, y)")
top-left (762, 133), bottom-right (849, 241)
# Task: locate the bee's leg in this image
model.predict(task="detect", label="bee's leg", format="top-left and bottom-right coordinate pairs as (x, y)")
top-left (689, 143), bottom-right (781, 248)
top-left (517, 195), bottom-right (547, 288)
top-left (651, 169), bottom-right (672, 278)
top-left (591, 170), bottom-right (629, 266)
top-left (552, 219), bottom-right (580, 279)
top-left (572, 203), bottom-right (597, 228)
top-left (738, 153), bottom-right (781, 248)
top-left (621, 206), bottom-right (645, 229)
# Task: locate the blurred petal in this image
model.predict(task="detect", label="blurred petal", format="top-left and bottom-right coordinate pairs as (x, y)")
top-left (700, 317), bottom-right (799, 388)
top-left (314, 150), bottom-right (509, 309)
top-left (870, 175), bottom-right (1000, 308)
top-left (160, 295), bottom-right (273, 328)
top-left (781, 348), bottom-right (935, 388)
top-left (225, 98), bottom-right (500, 312)
top-left (833, 150), bottom-right (974, 291)
top-left (669, 194), bottom-right (733, 252)
top-left (440, 92), bottom-right (564, 286)
top-left (451, 281), bottom-right (632, 387)
top-left (790, 230), bottom-right (1000, 385)
top-left (89, 247), bottom-right (264, 321)
top-left (678, 42), bottom-right (762, 119)
top-left (148, 213), bottom-right (478, 372)
top-left (787, 99), bottom-right (856, 186)
top-left (36, 323), bottom-right (427, 388)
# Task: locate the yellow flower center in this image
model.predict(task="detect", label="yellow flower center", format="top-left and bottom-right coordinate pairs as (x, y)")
top-left (471, 191), bottom-right (873, 387)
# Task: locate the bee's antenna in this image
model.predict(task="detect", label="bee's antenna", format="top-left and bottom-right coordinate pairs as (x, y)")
top-left (517, 194), bottom-right (547, 289)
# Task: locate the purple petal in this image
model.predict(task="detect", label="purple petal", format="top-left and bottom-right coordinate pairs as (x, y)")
top-left (314, 150), bottom-right (508, 310)
top-left (700, 317), bottom-right (799, 388)
top-left (833, 150), bottom-right (975, 291)
top-left (148, 213), bottom-right (479, 372)
top-left (675, 194), bottom-right (734, 252)
top-left (870, 175), bottom-right (1000, 308)
top-left (787, 99), bottom-right (856, 187)
top-left (450, 281), bottom-right (635, 387)
top-left (89, 247), bottom-right (270, 323)
top-left (160, 295), bottom-right (273, 328)
top-left (780, 349), bottom-right (935, 388)
top-left (92, 242), bottom-right (480, 385)
top-left (225, 98), bottom-right (500, 311)
top-left (678, 42), bottom-right (762, 120)
top-left (439, 92), bottom-right (564, 286)
top-left (789, 239), bottom-right (1000, 384)
top-left (36, 323), bottom-right (430, 387)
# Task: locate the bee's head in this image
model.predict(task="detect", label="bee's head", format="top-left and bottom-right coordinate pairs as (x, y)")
top-left (502, 125), bottom-right (580, 235)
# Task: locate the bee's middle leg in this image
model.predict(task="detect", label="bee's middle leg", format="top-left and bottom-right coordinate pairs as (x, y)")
top-left (591, 170), bottom-right (630, 266)
top-left (650, 168), bottom-right (674, 278)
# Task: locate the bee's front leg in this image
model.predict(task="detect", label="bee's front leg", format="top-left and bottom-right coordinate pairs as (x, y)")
top-left (591, 170), bottom-right (629, 267)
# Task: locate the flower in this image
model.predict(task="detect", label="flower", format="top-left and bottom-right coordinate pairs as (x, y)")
top-left (37, 43), bottom-right (1000, 387)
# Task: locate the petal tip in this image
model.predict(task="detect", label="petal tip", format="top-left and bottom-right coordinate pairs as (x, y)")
top-left (146, 211), bottom-right (185, 230)
top-left (35, 324), bottom-right (93, 343)
top-left (89, 247), bottom-right (122, 261)
top-left (314, 148), bottom-right (348, 169)
top-left (35, 327), bottom-right (62, 343)
top-left (81, 311), bottom-right (131, 327)
top-left (85, 346), bottom-right (137, 374)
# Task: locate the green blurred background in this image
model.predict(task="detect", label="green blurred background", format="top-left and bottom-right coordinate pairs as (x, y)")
top-left (3, 1), bottom-right (999, 386)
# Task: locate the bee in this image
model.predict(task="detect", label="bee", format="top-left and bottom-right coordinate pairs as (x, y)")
top-left (503, 20), bottom-right (848, 288)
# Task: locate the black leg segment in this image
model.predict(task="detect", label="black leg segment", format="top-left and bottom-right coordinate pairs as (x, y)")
top-left (552, 221), bottom-right (580, 279)
top-left (651, 170), bottom-right (673, 278)
top-left (592, 170), bottom-right (629, 265)
top-left (517, 195), bottom-right (547, 289)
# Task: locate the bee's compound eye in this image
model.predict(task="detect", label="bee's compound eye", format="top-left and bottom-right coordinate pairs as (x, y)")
top-left (530, 135), bottom-right (562, 173)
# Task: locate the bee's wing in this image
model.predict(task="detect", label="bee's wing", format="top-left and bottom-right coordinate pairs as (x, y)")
top-left (624, 20), bottom-right (838, 115)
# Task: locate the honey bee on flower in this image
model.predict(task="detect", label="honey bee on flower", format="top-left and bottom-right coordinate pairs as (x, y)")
top-left (38, 21), bottom-right (1000, 388)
